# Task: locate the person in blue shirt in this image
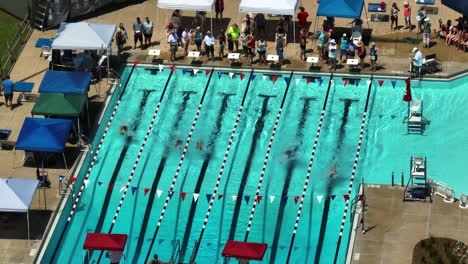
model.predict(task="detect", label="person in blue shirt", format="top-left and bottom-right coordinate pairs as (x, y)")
top-left (1, 75), bottom-right (14, 108)
top-left (133, 17), bottom-right (144, 49)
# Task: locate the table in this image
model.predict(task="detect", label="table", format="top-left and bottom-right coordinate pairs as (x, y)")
top-left (368, 3), bottom-right (387, 12)
top-left (14, 82), bottom-right (34, 102)
top-left (35, 38), bottom-right (53, 48)
top-left (416, 0), bottom-right (435, 5)
top-left (267, 55), bottom-right (279, 63)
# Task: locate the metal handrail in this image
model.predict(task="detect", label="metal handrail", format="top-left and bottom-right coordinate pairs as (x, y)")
top-left (170, 240), bottom-right (181, 264)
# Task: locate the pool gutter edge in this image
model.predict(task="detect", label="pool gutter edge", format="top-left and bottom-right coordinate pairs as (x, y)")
top-left (34, 82), bottom-right (118, 263)
top-left (345, 184), bottom-right (364, 264)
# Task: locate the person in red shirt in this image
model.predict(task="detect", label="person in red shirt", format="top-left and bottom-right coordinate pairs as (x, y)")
top-left (215, 0), bottom-right (224, 19)
top-left (297, 7), bottom-right (309, 29)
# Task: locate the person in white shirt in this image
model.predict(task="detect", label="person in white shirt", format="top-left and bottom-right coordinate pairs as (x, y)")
top-left (203, 30), bottom-right (216, 61)
top-left (181, 27), bottom-right (191, 56)
top-left (143, 17), bottom-right (154, 48)
top-left (410, 47), bottom-right (423, 78)
top-left (168, 30), bottom-right (178, 61)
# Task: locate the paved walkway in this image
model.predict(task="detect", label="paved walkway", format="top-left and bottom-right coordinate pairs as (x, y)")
top-left (351, 185), bottom-right (468, 264)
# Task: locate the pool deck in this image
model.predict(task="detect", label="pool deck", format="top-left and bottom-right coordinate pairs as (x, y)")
top-left (350, 184), bottom-right (468, 264)
top-left (0, 0), bottom-right (467, 263)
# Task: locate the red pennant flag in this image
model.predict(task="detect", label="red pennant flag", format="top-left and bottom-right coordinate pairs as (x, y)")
top-left (144, 188), bottom-right (150, 196)
top-left (181, 192), bottom-right (187, 201)
top-left (306, 78), bottom-right (313, 84)
top-left (294, 196), bottom-right (299, 204)
top-left (403, 78), bottom-right (412, 102)
top-left (256, 196), bottom-right (263, 204)
top-left (358, 194), bottom-right (364, 201)
top-left (378, 80), bottom-right (384, 87)
top-left (239, 73), bottom-right (245, 80)
top-left (272, 76), bottom-right (278, 84)
top-left (108, 183), bottom-right (114, 190)
top-left (343, 194), bottom-right (350, 201)
top-left (133, 60), bottom-right (140, 66)
top-left (343, 79), bottom-right (349, 87)
top-left (170, 65), bottom-right (176, 73)
top-left (205, 70), bottom-right (211, 76)
top-left (70, 177), bottom-right (77, 183)
top-left (218, 194), bottom-right (224, 200)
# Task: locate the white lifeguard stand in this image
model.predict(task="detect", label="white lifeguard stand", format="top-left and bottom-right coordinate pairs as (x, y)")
top-left (407, 99), bottom-right (424, 134)
top-left (404, 156), bottom-right (430, 202)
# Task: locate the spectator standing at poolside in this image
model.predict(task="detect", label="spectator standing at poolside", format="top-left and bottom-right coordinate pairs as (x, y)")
top-left (115, 29), bottom-right (126, 54)
top-left (317, 29), bottom-right (325, 60)
top-left (254, 13), bottom-right (267, 38)
top-left (182, 27), bottom-right (191, 56)
top-left (297, 7), bottom-right (309, 29)
top-left (276, 34), bottom-right (285, 65)
top-left (299, 27), bottom-right (308, 61)
top-left (369, 42), bottom-right (380, 72)
top-left (328, 39), bottom-right (337, 71)
top-left (143, 17), bottom-right (154, 48)
top-left (242, 14), bottom-right (252, 34)
top-left (215, 0), bottom-right (224, 19)
top-left (257, 37), bottom-right (267, 64)
top-left (417, 7), bottom-right (426, 33)
top-left (390, 3), bottom-right (400, 31)
top-left (346, 40), bottom-right (356, 59)
top-left (356, 41), bottom-right (366, 69)
top-left (321, 31), bottom-right (331, 61)
top-left (227, 33), bottom-right (234, 53)
top-left (247, 35), bottom-right (255, 66)
top-left (133, 17), bottom-right (144, 49)
top-left (1, 75), bottom-right (14, 108)
top-left (203, 30), bottom-right (216, 61)
top-left (168, 30), bottom-right (178, 62)
top-left (193, 27), bottom-right (203, 52)
top-left (228, 24), bottom-right (240, 51)
top-left (339, 33), bottom-right (348, 63)
top-left (171, 10), bottom-right (181, 28)
top-left (410, 47), bottom-right (423, 78)
top-left (403, 1), bottom-right (412, 30)
top-left (423, 17), bottom-right (432, 48)
top-left (217, 29), bottom-right (226, 59)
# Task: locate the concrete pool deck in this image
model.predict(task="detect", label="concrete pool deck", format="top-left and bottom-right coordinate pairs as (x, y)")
top-left (350, 184), bottom-right (468, 264)
top-left (0, 0), bottom-right (467, 263)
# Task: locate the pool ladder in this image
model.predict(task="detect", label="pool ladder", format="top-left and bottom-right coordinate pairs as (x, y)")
top-left (170, 240), bottom-right (181, 264)
top-left (108, 68), bottom-right (122, 86)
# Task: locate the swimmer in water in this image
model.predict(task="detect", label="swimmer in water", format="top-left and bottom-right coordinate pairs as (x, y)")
top-left (196, 139), bottom-right (203, 151)
top-left (277, 143), bottom-right (301, 162)
top-left (175, 139), bottom-right (183, 148)
top-left (329, 164), bottom-right (337, 177)
top-left (119, 125), bottom-right (128, 135)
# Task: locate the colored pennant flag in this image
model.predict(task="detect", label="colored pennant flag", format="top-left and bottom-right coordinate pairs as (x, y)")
top-left (244, 195), bottom-right (250, 204)
top-left (193, 68), bottom-right (199, 75)
top-left (133, 60), bottom-right (140, 66)
top-left (317, 79), bottom-right (324, 86)
top-left (343, 79), bottom-right (349, 87)
top-left (343, 194), bottom-right (350, 201)
top-left (232, 195), bottom-right (238, 201)
top-left (330, 80), bottom-right (335, 86)
top-left (272, 76), bottom-right (278, 84)
top-left (58, 175), bottom-right (65, 183)
top-left (294, 196), bottom-right (300, 204)
top-left (366, 80), bottom-right (372, 86)
top-left (295, 78), bottom-right (301, 85)
top-left (168, 191), bottom-right (174, 199)
top-left (70, 177), bottom-right (77, 183)
top-left (193, 193), bottom-right (199, 202)
top-left (206, 194), bottom-right (213, 203)
top-left (218, 194), bottom-right (224, 200)
top-left (98, 181), bottom-right (103, 186)
top-left (157, 190), bottom-right (163, 198)
top-left (331, 195), bottom-right (336, 200)
top-left (317, 195), bottom-right (323, 203)
top-left (217, 72), bottom-right (223, 79)
top-left (120, 185), bottom-right (126, 192)
top-left (205, 70), bottom-right (211, 76)
top-left (158, 64), bottom-right (164, 72)
top-left (358, 194), bottom-right (364, 201)
top-left (378, 80), bottom-right (384, 87)
top-left (170, 65), bottom-right (176, 73)
top-left (262, 75), bottom-right (268, 81)
top-left (256, 196), bottom-right (263, 204)
top-left (182, 68), bottom-right (187, 75)
top-left (355, 79), bottom-right (361, 86)
top-left (144, 188), bottom-right (151, 196)
top-left (240, 73), bottom-right (245, 80)
top-left (391, 80), bottom-right (397, 88)
top-left (306, 78), bottom-right (313, 84)
top-left (181, 192), bottom-right (187, 200)
top-left (403, 78), bottom-right (412, 102)
top-left (108, 183), bottom-right (114, 190)
top-left (284, 77), bottom-right (290, 84)
top-left (269, 196), bottom-right (275, 203)
top-left (229, 72), bottom-right (235, 78)
top-left (131, 186), bottom-right (138, 195)
top-left (250, 74), bottom-right (257, 80)
top-left (282, 196), bottom-right (288, 203)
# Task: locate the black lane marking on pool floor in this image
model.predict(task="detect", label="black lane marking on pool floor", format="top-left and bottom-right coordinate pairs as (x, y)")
top-left (179, 93), bottom-right (234, 261)
top-left (227, 95), bottom-right (273, 240)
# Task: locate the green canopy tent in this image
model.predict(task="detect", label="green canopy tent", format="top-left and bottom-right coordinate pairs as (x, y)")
top-left (31, 93), bottom-right (89, 144)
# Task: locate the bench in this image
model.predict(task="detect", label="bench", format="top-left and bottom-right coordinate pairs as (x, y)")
top-left (368, 3), bottom-right (386, 12)
top-left (416, 0), bottom-right (435, 5)
top-left (14, 82), bottom-right (35, 103)
top-left (425, 6), bottom-right (438, 15)
top-left (371, 14), bottom-right (390, 22)
top-left (0, 129), bottom-right (11, 150)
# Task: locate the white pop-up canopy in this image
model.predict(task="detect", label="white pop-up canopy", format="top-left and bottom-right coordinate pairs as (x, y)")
top-left (0, 178), bottom-right (39, 245)
top-left (157, 0), bottom-right (215, 11)
top-left (52, 22), bottom-right (117, 50)
top-left (239, 0), bottom-right (299, 15)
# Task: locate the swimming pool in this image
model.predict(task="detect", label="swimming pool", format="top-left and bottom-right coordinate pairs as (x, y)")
top-left (39, 66), bottom-right (468, 264)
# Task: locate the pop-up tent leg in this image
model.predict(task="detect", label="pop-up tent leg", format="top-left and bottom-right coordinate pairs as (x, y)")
top-left (63, 152), bottom-right (68, 171)
top-left (27, 210), bottom-right (30, 248)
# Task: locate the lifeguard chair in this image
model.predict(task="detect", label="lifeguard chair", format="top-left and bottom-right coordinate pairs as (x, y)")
top-left (407, 99), bottom-right (425, 134)
top-left (403, 156), bottom-right (431, 202)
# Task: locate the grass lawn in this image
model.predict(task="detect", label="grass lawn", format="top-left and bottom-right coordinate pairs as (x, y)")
top-left (0, 10), bottom-right (21, 54)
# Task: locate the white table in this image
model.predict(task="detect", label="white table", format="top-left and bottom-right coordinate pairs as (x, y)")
top-left (188, 51), bottom-right (201, 61)
top-left (267, 55), bottom-right (279, 63)
top-left (306, 56), bottom-right (319, 64)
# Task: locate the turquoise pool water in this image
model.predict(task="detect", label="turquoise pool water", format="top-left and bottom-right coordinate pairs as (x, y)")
top-left (41, 67), bottom-right (468, 264)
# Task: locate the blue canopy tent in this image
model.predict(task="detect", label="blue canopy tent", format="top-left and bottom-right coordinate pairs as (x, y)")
top-left (38, 71), bottom-right (92, 94)
top-left (317, 0), bottom-right (365, 18)
top-left (442, 0), bottom-right (468, 16)
top-left (15, 117), bottom-right (73, 170)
